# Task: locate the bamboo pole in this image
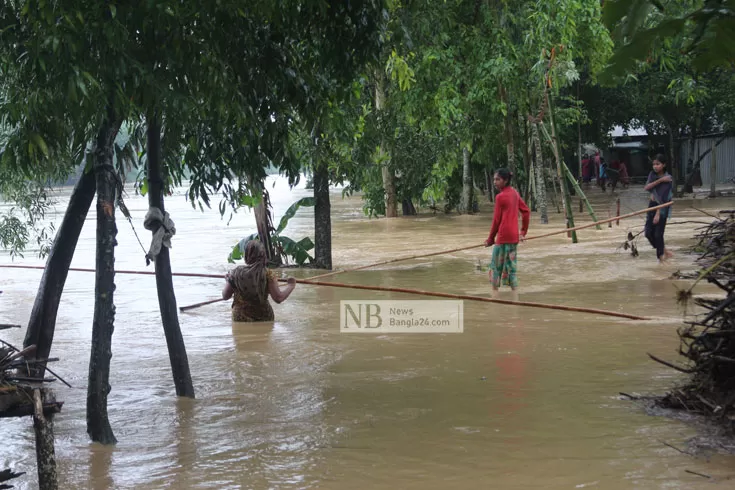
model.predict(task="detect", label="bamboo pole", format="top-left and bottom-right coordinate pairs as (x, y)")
top-left (539, 120), bottom-right (577, 242)
top-left (561, 160), bottom-right (601, 230)
top-left (178, 277), bottom-right (648, 320)
top-left (290, 278), bottom-right (647, 320)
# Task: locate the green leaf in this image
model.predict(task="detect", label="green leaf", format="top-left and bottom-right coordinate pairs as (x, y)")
top-left (276, 197), bottom-right (315, 234)
top-left (276, 235), bottom-right (314, 265)
top-left (109, 5), bottom-right (117, 18)
top-left (30, 134), bottom-right (49, 158)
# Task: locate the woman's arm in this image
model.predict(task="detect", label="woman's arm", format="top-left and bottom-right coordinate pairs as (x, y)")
top-left (485, 194), bottom-right (505, 246)
top-left (644, 174), bottom-right (672, 191)
top-left (268, 277), bottom-right (296, 304)
top-left (222, 277), bottom-right (234, 300)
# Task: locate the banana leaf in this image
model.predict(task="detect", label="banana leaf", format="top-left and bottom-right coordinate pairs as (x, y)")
top-left (276, 197), bottom-right (315, 234)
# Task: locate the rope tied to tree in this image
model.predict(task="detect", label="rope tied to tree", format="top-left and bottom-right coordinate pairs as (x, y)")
top-left (143, 207), bottom-right (176, 266)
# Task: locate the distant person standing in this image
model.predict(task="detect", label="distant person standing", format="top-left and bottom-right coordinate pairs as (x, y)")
top-left (581, 154), bottom-right (592, 186)
top-left (598, 157), bottom-right (608, 192)
top-left (484, 168), bottom-right (530, 300)
top-left (619, 160), bottom-right (630, 188)
top-left (608, 159), bottom-right (621, 192)
top-left (644, 154), bottom-right (674, 263)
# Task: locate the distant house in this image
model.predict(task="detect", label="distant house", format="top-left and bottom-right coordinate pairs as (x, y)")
top-left (604, 125), bottom-right (650, 178)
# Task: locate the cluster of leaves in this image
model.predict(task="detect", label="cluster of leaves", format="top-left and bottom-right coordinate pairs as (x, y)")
top-left (0, 178), bottom-right (55, 259)
top-left (0, 0), bottom-right (386, 254)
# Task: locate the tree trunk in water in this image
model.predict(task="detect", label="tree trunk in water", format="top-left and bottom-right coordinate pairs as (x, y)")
top-left (709, 141), bottom-right (717, 198)
top-left (24, 169), bottom-right (97, 374)
top-left (146, 116), bottom-right (195, 398)
top-left (549, 168), bottom-right (562, 214)
top-left (374, 68), bottom-right (397, 218)
top-left (33, 389), bottom-right (57, 490)
top-left (87, 114), bottom-right (121, 445)
top-left (250, 178), bottom-right (279, 264)
top-left (401, 199), bottom-right (417, 215)
top-left (485, 167), bottom-right (493, 202)
top-left (313, 162), bottom-right (332, 269)
top-left (530, 120), bottom-right (548, 224)
top-left (459, 146), bottom-right (474, 214)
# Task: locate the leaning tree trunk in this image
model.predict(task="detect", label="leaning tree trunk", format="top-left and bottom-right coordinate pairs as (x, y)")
top-left (24, 168), bottom-right (97, 375)
top-left (530, 119), bottom-right (549, 224)
top-left (374, 68), bottom-right (397, 218)
top-left (87, 112), bottom-right (122, 445)
top-left (313, 161), bottom-right (332, 269)
top-left (146, 115), bottom-right (195, 398)
top-left (459, 146), bottom-right (474, 214)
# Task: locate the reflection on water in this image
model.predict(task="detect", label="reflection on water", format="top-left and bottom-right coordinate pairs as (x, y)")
top-left (2, 179), bottom-right (735, 489)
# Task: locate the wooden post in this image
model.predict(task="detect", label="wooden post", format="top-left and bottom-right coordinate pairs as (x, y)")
top-left (616, 198), bottom-right (621, 226)
top-left (33, 389), bottom-right (58, 490)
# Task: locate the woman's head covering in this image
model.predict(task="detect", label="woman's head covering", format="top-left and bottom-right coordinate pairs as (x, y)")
top-left (230, 240), bottom-right (269, 302)
top-left (245, 240), bottom-right (267, 267)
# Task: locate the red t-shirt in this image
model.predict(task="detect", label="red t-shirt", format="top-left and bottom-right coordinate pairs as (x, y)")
top-left (487, 187), bottom-right (530, 245)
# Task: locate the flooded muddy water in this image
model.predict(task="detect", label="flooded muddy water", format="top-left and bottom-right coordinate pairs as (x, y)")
top-left (2, 178), bottom-right (735, 489)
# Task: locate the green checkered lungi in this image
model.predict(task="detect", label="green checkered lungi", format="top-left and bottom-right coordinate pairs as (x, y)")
top-left (489, 243), bottom-right (518, 288)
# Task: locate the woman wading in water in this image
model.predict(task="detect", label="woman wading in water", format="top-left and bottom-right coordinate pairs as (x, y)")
top-left (644, 154), bottom-right (674, 263)
top-left (484, 168), bottom-right (530, 300)
top-left (222, 240), bottom-right (296, 321)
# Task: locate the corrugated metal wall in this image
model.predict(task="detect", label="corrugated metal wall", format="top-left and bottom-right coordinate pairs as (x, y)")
top-left (680, 135), bottom-right (735, 185)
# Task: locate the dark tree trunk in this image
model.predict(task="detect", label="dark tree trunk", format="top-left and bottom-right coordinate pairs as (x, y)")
top-left (147, 116), bottom-right (195, 398)
top-left (459, 146), bottom-right (474, 214)
top-left (87, 114), bottom-right (122, 445)
top-left (313, 162), bottom-right (332, 270)
top-left (24, 169), bottom-right (97, 373)
top-left (33, 389), bottom-right (57, 490)
top-left (374, 68), bottom-right (397, 218)
top-left (401, 199), bottom-right (417, 216)
top-left (485, 167), bottom-right (493, 202)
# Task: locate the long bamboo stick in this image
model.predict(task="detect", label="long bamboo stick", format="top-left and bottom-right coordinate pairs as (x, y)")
top-left (291, 278), bottom-right (648, 320)
top-left (181, 277), bottom-right (647, 320)
top-left (0, 262), bottom-right (648, 319)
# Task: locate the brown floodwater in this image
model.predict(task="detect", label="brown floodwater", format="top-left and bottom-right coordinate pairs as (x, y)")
top-left (2, 178), bottom-right (735, 489)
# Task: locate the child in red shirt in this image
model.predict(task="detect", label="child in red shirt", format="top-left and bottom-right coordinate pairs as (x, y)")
top-left (484, 168), bottom-right (530, 298)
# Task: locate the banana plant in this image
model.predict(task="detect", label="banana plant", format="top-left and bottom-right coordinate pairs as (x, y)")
top-left (227, 197), bottom-right (315, 266)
